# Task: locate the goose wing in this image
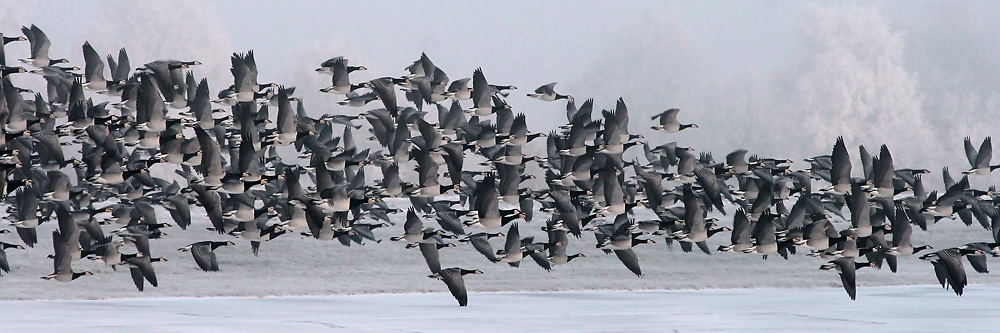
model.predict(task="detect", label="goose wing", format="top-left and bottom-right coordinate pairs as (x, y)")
top-left (191, 243), bottom-right (217, 272)
top-left (418, 243), bottom-right (442, 274)
top-left (469, 236), bottom-right (499, 262)
top-left (114, 48), bottom-right (130, 81)
top-left (963, 137), bottom-right (978, 168)
top-left (974, 137), bottom-right (993, 169)
top-left (471, 68), bottom-right (490, 108)
top-left (370, 77), bottom-right (398, 116)
top-left (504, 223), bottom-right (520, 254)
top-left (940, 249), bottom-right (968, 296)
top-left (613, 249), bottom-right (642, 277)
top-left (830, 136), bottom-right (851, 188)
top-left (128, 265), bottom-right (146, 291)
top-left (439, 268), bottom-right (469, 306)
top-left (82, 42), bottom-right (105, 83)
top-left (834, 257), bottom-right (858, 300)
top-left (534, 82), bottom-right (557, 95)
top-left (129, 255), bottom-right (158, 288)
top-left (404, 208), bottom-right (424, 235)
top-left (27, 25), bottom-right (51, 61)
top-left (51, 230), bottom-right (72, 276)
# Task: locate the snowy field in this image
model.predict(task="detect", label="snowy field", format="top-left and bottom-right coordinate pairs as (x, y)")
top-left (2, 285), bottom-right (998, 332)
top-left (1, 198), bottom-right (999, 301)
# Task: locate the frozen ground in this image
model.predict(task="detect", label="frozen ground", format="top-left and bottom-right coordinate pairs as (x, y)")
top-left (1, 285), bottom-right (997, 332)
top-left (1, 198), bottom-right (998, 300)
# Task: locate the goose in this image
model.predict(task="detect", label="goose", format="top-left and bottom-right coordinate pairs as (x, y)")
top-left (409, 149), bottom-right (453, 198)
top-left (671, 184), bottom-right (719, 253)
top-left (277, 198), bottom-right (310, 231)
top-left (413, 242), bottom-right (456, 274)
top-left (179, 241), bottom-right (235, 272)
top-left (958, 243), bottom-right (994, 273)
top-left (2, 79), bottom-right (29, 134)
top-left (802, 219), bottom-right (840, 251)
top-left (391, 208), bottom-right (448, 243)
top-left (869, 145), bottom-right (896, 197)
top-left (503, 114), bottom-right (546, 146)
top-left (520, 236), bottom-right (558, 271)
top-left (160, 195), bottom-right (192, 230)
top-left (41, 170), bottom-right (70, 202)
top-left (597, 168), bottom-right (627, 215)
top-left (847, 182), bottom-right (873, 237)
top-left (963, 137), bottom-right (1000, 175)
top-left (460, 232), bottom-right (504, 263)
top-left (719, 208), bottom-right (753, 253)
top-left (694, 167), bottom-right (727, 214)
top-left (819, 257), bottom-right (875, 300)
top-left (53, 202), bottom-right (82, 261)
top-left (19, 25), bottom-right (69, 68)
top-left (928, 176), bottom-right (970, 218)
top-left (827, 136), bottom-right (852, 194)
top-left (432, 210), bottom-right (467, 236)
top-left (494, 163), bottom-right (522, 203)
top-left (368, 77), bottom-right (400, 117)
top-left (724, 149), bottom-right (751, 174)
top-left (0, 241), bottom-right (25, 275)
top-left (262, 87), bottom-right (299, 146)
top-left (884, 206), bottom-right (933, 273)
top-left (338, 90), bottom-right (378, 107)
top-left (118, 225), bottom-right (171, 243)
top-left (547, 228), bottom-right (585, 265)
top-left (229, 51), bottom-right (268, 102)
top-left (598, 218), bottom-right (644, 251)
top-left (489, 84), bottom-right (517, 96)
top-left (920, 248), bottom-right (969, 296)
top-left (465, 173), bottom-right (505, 228)
top-left (319, 57), bottom-right (365, 94)
top-left (98, 47), bottom-right (130, 96)
top-left (428, 267), bottom-right (483, 306)
top-left (743, 212), bottom-right (779, 260)
top-left (347, 222), bottom-right (389, 244)
top-left (465, 68), bottom-right (494, 116)
top-left (0, 66), bottom-right (27, 76)
top-left (189, 184), bottom-right (226, 234)
top-left (650, 108), bottom-right (698, 133)
top-left (814, 229), bottom-right (860, 259)
top-left (0, 32), bottom-right (28, 66)
top-left (316, 56), bottom-right (366, 75)
top-left (527, 82), bottom-right (572, 101)
top-left (243, 222), bottom-right (288, 256)
top-left (41, 230), bottom-right (92, 282)
top-left (496, 223), bottom-right (525, 265)
top-left (81, 41), bottom-right (117, 91)
top-left (87, 237), bottom-right (125, 269)
top-left (122, 255), bottom-right (162, 291)
top-left (445, 78), bottom-right (472, 100)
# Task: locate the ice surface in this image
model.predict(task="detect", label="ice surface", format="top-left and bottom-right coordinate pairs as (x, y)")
top-left (1, 285), bottom-right (997, 332)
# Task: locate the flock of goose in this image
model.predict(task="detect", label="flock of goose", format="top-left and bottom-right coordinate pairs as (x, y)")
top-left (0, 24), bottom-right (998, 306)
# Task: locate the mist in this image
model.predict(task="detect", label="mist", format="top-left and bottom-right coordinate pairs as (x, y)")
top-left (3, 0), bottom-right (1000, 188)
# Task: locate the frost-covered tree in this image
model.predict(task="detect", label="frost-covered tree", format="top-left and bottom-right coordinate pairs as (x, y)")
top-left (772, 4), bottom-right (933, 166)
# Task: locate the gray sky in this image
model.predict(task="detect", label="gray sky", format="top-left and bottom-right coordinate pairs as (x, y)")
top-left (1, 1), bottom-right (813, 87)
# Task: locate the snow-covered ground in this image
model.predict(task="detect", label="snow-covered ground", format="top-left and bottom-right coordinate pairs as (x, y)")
top-left (1, 198), bottom-right (997, 301)
top-left (1, 285), bottom-right (997, 332)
